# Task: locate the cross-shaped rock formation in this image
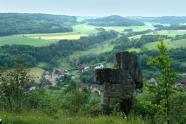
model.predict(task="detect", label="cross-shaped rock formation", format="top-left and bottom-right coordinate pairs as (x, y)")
top-left (96, 51), bottom-right (143, 114)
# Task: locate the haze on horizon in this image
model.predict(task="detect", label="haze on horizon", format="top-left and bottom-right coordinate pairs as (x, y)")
top-left (0, 0), bottom-right (186, 17)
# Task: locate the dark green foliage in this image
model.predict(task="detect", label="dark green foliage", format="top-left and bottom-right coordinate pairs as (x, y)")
top-left (0, 13), bottom-right (76, 36)
top-left (133, 41), bottom-right (185, 124)
top-left (0, 63), bottom-right (33, 112)
top-left (155, 24), bottom-right (186, 30)
top-left (80, 70), bottom-right (95, 84)
top-left (0, 31), bottom-right (118, 68)
top-left (131, 16), bottom-right (186, 24)
top-left (87, 15), bottom-right (144, 26)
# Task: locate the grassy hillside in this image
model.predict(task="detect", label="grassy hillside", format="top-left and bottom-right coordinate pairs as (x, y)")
top-left (144, 39), bottom-right (186, 50)
top-left (0, 24), bottom-right (99, 46)
top-left (0, 35), bottom-right (57, 47)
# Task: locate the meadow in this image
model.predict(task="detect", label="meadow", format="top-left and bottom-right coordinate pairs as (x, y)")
top-left (144, 39), bottom-right (186, 50)
top-left (0, 112), bottom-right (149, 124)
top-left (0, 24), bottom-right (156, 47)
top-left (0, 24), bottom-right (98, 47)
top-left (0, 35), bottom-right (57, 47)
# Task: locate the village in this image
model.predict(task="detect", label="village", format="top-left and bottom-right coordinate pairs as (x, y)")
top-left (28, 61), bottom-right (186, 95)
top-left (28, 63), bottom-right (105, 95)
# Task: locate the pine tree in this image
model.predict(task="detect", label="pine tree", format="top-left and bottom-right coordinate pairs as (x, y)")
top-left (147, 40), bottom-right (177, 124)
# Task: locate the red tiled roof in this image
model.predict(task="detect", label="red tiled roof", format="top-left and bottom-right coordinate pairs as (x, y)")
top-left (181, 80), bottom-right (186, 85)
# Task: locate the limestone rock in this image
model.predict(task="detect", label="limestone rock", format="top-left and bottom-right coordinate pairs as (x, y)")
top-left (95, 51), bottom-right (143, 114)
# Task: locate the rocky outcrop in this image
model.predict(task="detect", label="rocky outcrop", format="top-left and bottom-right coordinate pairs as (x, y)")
top-left (96, 51), bottom-right (143, 114)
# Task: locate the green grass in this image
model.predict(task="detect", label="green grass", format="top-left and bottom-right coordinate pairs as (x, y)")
top-left (0, 35), bottom-right (57, 47)
top-left (0, 24), bottom-right (99, 47)
top-left (0, 112), bottom-right (149, 124)
top-left (0, 24), bottom-right (156, 47)
top-left (124, 25), bottom-right (155, 32)
top-left (156, 30), bottom-right (186, 37)
top-left (73, 24), bottom-right (99, 34)
top-left (93, 25), bottom-right (155, 33)
top-left (181, 62), bottom-right (186, 68)
top-left (26, 33), bottom-right (88, 40)
top-left (68, 38), bottom-right (116, 62)
top-left (127, 48), bottom-right (141, 53)
top-left (144, 39), bottom-right (186, 50)
top-left (98, 26), bottom-right (125, 33)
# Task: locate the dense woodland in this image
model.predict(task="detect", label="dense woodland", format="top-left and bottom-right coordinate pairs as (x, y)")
top-left (87, 15), bottom-right (144, 26)
top-left (0, 13), bottom-right (76, 36)
top-left (130, 16), bottom-right (186, 24)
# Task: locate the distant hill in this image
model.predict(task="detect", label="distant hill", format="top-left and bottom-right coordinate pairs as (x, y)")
top-left (128, 16), bottom-right (186, 24)
top-left (0, 13), bottom-right (77, 36)
top-left (86, 15), bottom-right (144, 26)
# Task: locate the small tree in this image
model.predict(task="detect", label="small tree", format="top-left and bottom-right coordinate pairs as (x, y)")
top-left (146, 40), bottom-right (177, 124)
top-left (0, 63), bottom-right (33, 112)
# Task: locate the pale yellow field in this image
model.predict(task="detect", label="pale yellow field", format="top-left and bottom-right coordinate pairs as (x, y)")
top-left (30, 34), bottom-right (88, 40)
top-left (156, 30), bottom-right (186, 37)
top-left (29, 67), bottom-right (45, 82)
top-left (99, 26), bottom-right (125, 32)
top-left (24, 24), bottom-right (99, 41)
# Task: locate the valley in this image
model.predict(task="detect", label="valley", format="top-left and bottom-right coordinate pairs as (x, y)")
top-left (0, 13), bottom-right (186, 124)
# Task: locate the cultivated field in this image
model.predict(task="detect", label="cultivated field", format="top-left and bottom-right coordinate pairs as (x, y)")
top-left (144, 39), bottom-right (186, 50)
top-left (0, 24), bottom-right (157, 47)
top-left (0, 35), bottom-right (57, 47)
top-left (0, 24), bottom-right (98, 47)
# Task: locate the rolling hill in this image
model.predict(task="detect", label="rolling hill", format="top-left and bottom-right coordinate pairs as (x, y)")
top-left (86, 15), bottom-right (144, 26)
top-left (0, 13), bottom-right (77, 36)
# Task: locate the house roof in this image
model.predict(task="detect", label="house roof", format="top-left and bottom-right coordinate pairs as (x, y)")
top-left (181, 79), bottom-right (186, 85)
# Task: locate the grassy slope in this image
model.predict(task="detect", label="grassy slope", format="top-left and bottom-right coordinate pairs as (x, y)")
top-left (144, 39), bottom-right (186, 50)
top-left (29, 67), bottom-right (45, 82)
top-left (0, 35), bottom-right (57, 47)
top-left (0, 24), bottom-right (155, 47)
top-left (0, 24), bottom-right (98, 47)
top-left (58, 37), bottom-right (116, 70)
top-left (0, 112), bottom-right (149, 124)
top-left (156, 30), bottom-right (186, 37)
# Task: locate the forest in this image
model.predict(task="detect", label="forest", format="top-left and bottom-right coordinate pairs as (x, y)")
top-left (0, 13), bottom-right (76, 36)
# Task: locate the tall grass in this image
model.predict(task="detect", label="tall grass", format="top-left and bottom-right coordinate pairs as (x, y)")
top-left (0, 112), bottom-right (149, 124)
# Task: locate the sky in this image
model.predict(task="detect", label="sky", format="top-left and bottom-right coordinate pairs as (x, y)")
top-left (0, 0), bottom-right (186, 17)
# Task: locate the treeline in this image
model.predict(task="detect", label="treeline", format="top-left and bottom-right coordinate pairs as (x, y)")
top-left (87, 15), bottom-right (144, 26)
top-left (130, 16), bottom-right (186, 24)
top-left (155, 24), bottom-right (186, 30)
top-left (77, 34), bottom-right (186, 74)
top-left (113, 34), bottom-right (169, 51)
top-left (0, 31), bottom-right (118, 68)
top-left (0, 13), bottom-right (77, 36)
top-left (126, 29), bottom-right (153, 37)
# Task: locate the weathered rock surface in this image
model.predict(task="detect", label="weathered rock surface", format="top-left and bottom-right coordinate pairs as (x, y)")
top-left (96, 51), bottom-right (143, 114)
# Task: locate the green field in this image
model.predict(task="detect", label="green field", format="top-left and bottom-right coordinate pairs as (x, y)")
top-left (0, 24), bottom-right (156, 47)
top-left (0, 35), bottom-right (57, 47)
top-left (25, 24), bottom-right (99, 41)
top-left (144, 39), bottom-right (186, 50)
top-left (156, 30), bottom-right (186, 37)
top-left (124, 24), bottom-right (156, 32)
top-left (0, 24), bottom-right (185, 49)
top-left (0, 112), bottom-right (149, 124)
top-left (94, 24), bottom-right (155, 33)
top-left (25, 33), bottom-right (88, 41)
top-left (0, 24), bottom-right (99, 47)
